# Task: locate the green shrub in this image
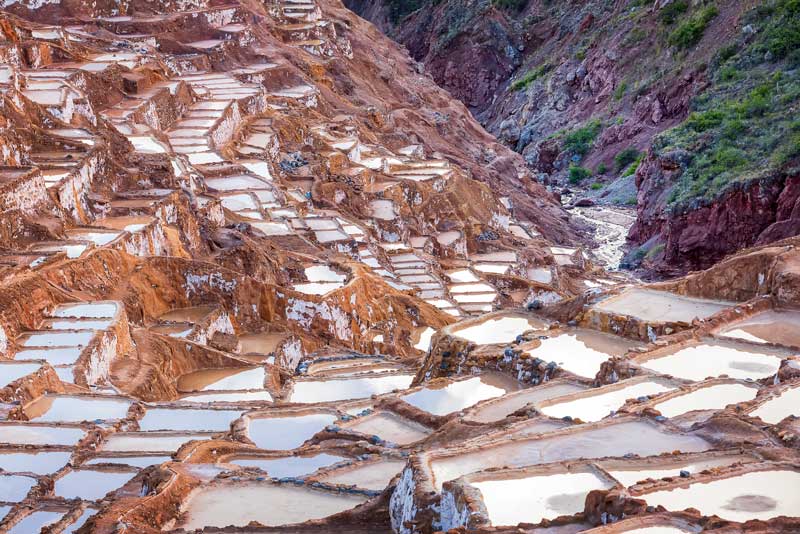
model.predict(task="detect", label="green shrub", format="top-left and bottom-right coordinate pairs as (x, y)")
top-left (590, 182), bottom-right (604, 190)
top-left (622, 152), bottom-right (645, 176)
top-left (614, 147), bottom-right (640, 172)
top-left (597, 163), bottom-right (608, 174)
top-left (668, 5), bottom-right (719, 49)
top-left (645, 243), bottom-right (665, 259)
top-left (568, 165), bottom-right (592, 184)
top-left (613, 82), bottom-right (628, 101)
top-left (510, 64), bottom-right (549, 91)
top-left (659, 0), bottom-right (689, 25)
top-left (686, 109), bottom-right (725, 132)
top-left (563, 120), bottom-right (602, 156)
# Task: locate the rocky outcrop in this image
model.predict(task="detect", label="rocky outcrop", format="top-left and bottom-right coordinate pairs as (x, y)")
top-left (630, 150), bottom-right (800, 273)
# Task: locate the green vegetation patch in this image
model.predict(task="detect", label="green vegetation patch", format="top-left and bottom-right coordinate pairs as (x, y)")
top-left (563, 119), bottom-right (603, 157)
top-left (510, 64), bottom-right (550, 91)
top-left (568, 165), bottom-right (592, 184)
top-left (668, 5), bottom-right (719, 49)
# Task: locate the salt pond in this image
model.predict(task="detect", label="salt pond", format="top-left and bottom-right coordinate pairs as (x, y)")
top-left (640, 341), bottom-right (783, 381)
top-left (179, 483), bottom-right (367, 529)
top-left (288, 374), bottom-right (414, 403)
top-left (652, 383), bottom-right (758, 418)
top-left (401, 377), bottom-right (506, 416)
top-left (472, 471), bottom-right (612, 526)
top-left (231, 453), bottom-right (345, 478)
top-left (247, 413), bottom-right (337, 450)
top-left (452, 316), bottom-right (544, 345)
top-left (641, 470), bottom-right (800, 522)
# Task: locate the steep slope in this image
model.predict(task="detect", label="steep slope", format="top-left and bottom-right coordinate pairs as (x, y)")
top-left (347, 0), bottom-right (800, 274)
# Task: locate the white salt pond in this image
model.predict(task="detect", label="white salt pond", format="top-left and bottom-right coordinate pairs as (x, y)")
top-left (305, 265), bottom-right (346, 282)
top-left (401, 377), bottom-right (506, 416)
top-left (641, 470), bottom-right (800, 522)
top-left (594, 289), bottom-right (734, 323)
top-left (179, 483), bottom-right (368, 529)
top-left (55, 469), bottom-right (136, 500)
top-left (102, 433), bottom-right (211, 453)
top-left (525, 329), bottom-right (641, 379)
top-left (748, 385), bottom-right (800, 424)
top-left (369, 199), bottom-right (396, 220)
top-left (177, 367), bottom-right (265, 392)
top-left (20, 331), bottom-right (95, 347)
top-left (247, 413), bottom-right (337, 450)
top-left (0, 362), bottom-right (42, 386)
top-left (0, 424), bottom-right (85, 446)
top-left (0, 451), bottom-right (71, 475)
top-left (344, 411), bottom-right (431, 444)
top-left (602, 455), bottom-right (752, 487)
top-left (448, 269), bottom-right (479, 283)
top-left (465, 382), bottom-right (587, 423)
top-left (86, 456), bottom-right (171, 468)
top-left (25, 395), bottom-right (131, 422)
top-left (414, 327), bottom-right (435, 351)
top-left (452, 316), bottom-right (543, 345)
top-left (540, 380), bottom-right (675, 422)
top-left (640, 341), bottom-right (783, 381)
top-left (231, 453), bottom-right (346, 478)
top-left (293, 282), bottom-right (343, 295)
top-left (288, 374), bottom-right (414, 403)
top-left (128, 136), bottom-right (166, 153)
top-left (317, 460), bottom-right (405, 490)
top-left (652, 383), bottom-right (758, 418)
top-left (8, 510), bottom-right (64, 534)
top-left (715, 309), bottom-right (800, 347)
top-left (62, 508), bottom-right (97, 533)
top-left (181, 391), bottom-right (273, 403)
top-left (0, 474), bottom-right (37, 501)
top-left (430, 421), bottom-right (711, 490)
top-left (138, 408), bottom-right (241, 432)
top-left (472, 471), bottom-right (612, 526)
top-left (53, 302), bottom-right (118, 318)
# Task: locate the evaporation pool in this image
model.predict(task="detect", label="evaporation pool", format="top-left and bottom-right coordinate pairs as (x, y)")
top-left (230, 453), bottom-right (345, 478)
top-left (639, 340), bottom-right (784, 381)
top-left (465, 382), bottom-right (587, 423)
top-left (748, 385), bottom-right (800, 424)
top-left (316, 460), bottom-right (406, 491)
top-left (288, 374), bottom-right (414, 403)
top-left (524, 329), bottom-right (641, 378)
top-left (540, 380), bottom-right (675, 422)
top-left (472, 471), bottom-right (612, 526)
top-left (247, 413), bottom-right (337, 450)
top-left (640, 470), bottom-right (800, 522)
top-left (401, 377), bottom-right (507, 416)
top-left (178, 482), bottom-right (367, 529)
top-left (344, 411), bottom-right (431, 444)
top-left (429, 420), bottom-right (710, 490)
top-left (452, 316), bottom-right (544, 345)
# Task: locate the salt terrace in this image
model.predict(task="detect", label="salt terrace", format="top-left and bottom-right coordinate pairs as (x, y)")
top-left (0, 0), bottom-right (799, 532)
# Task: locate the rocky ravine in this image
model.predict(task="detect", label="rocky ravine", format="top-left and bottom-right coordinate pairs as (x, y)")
top-left (346, 0), bottom-right (800, 275)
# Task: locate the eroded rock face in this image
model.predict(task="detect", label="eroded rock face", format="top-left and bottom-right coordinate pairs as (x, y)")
top-left (1, 0), bottom-right (800, 533)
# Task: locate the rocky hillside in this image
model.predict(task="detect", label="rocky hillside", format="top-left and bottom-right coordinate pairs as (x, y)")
top-left (346, 0), bottom-right (800, 275)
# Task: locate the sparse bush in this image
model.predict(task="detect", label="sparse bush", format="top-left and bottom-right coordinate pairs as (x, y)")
top-left (614, 147), bottom-right (640, 172)
top-left (510, 64), bottom-right (549, 91)
top-left (563, 120), bottom-right (602, 156)
top-left (568, 165), bottom-right (592, 184)
top-left (613, 82), bottom-right (628, 101)
top-left (590, 182), bottom-right (604, 190)
top-left (659, 0), bottom-right (689, 25)
top-left (597, 163), bottom-right (608, 174)
top-left (668, 5), bottom-right (719, 49)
